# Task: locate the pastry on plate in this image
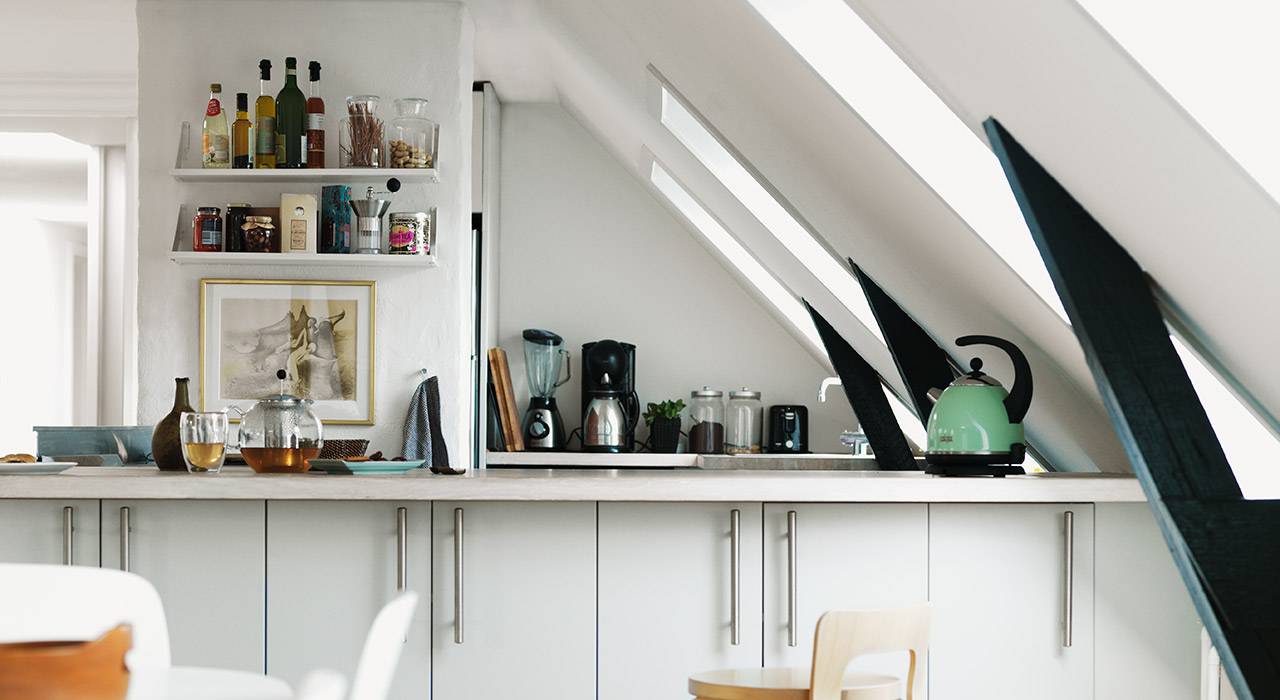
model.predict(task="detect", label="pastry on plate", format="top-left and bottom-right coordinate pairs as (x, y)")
top-left (1, 453), bottom-right (37, 464)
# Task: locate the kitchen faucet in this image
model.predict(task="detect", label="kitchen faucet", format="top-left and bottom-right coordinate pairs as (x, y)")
top-left (818, 376), bottom-right (842, 402)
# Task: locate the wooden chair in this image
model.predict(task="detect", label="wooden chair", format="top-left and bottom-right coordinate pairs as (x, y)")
top-left (689, 605), bottom-right (930, 700)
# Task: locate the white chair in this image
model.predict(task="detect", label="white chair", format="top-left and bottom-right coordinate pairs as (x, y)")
top-left (690, 605), bottom-right (930, 700)
top-left (347, 591), bottom-right (419, 700)
top-left (0, 563), bottom-right (171, 670)
top-left (295, 668), bottom-right (349, 700)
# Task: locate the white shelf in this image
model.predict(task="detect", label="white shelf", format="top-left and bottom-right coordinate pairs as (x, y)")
top-left (169, 251), bottom-right (437, 267)
top-left (170, 168), bottom-right (438, 184)
top-left (486, 452), bottom-right (699, 469)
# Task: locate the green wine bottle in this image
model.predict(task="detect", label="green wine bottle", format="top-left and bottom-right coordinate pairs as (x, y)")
top-left (275, 57), bottom-right (306, 168)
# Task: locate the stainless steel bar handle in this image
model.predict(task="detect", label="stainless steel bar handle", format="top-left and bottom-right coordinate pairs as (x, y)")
top-left (62, 506), bottom-right (74, 566)
top-left (730, 509), bottom-right (741, 646)
top-left (396, 507), bottom-right (408, 592)
top-left (454, 507), bottom-right (464, 644)
top-left (787, 510), bottom-right (797, 647)
top-left (119, 507), bottom-right (131, 573)
top-left (1063, 510), bottom-right (1074, 648)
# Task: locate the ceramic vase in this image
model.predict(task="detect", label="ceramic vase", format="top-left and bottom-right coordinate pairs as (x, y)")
top-left (152, 377), bottom-right (193, 471)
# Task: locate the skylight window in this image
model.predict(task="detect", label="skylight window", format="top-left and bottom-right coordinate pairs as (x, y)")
top-left (1074, 1), bottom-right (1280, 206)
top-left (658, 86), bottom-right (885, 344)
top-left (744, 0), bottom-right (1068, 322)
top-left (1171, 333), bottom-right (1280, 499)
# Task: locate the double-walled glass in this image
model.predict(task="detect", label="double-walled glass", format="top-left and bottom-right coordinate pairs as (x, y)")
top-left (179, 412), bottom-right (229, 474)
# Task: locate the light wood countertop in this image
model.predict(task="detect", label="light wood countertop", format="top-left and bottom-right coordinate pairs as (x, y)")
top-left (0, 466), bottom-right (1147, 503)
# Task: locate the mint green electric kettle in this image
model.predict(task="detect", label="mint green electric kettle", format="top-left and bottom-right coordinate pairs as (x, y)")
top-left (925, 335), bottom-right (1033, 475)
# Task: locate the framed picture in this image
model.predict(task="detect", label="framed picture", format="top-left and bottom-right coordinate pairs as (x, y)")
top-left (200, 279), bottom-right (375, 425)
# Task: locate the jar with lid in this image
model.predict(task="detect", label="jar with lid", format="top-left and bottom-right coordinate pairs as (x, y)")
top-left (339, 95), bottom-right (385, 168)
top-left (224, 203), bottom-right (251, 252)
top-left (725, 388), bottom-right (763, 454)
top-left (192, 207), bottom-right (222, 252)
top-left (241, 216), bottom-right (279, 253)
top-left (688, 387), bottom-right (725, 454)
top-left (388, 97), bottom-right (437, 169)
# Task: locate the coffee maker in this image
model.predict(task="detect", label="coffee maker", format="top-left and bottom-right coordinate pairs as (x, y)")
top-left (581, 340), bottom-right (638, 452)
top-left (521, 329), bottom-right (570, 450)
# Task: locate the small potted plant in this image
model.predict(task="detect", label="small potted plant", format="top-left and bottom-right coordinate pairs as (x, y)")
top-left (643, 399), bottom-right (685, 453)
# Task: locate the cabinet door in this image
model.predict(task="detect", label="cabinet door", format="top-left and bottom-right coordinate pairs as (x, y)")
top-left (0, 499), bottom-right (99, 566)
top-left (764, 505), bottom-right (929, 687)
top-left (266, 502), bottom-right (431, 699)
top-left (102, 500), bottom-right (265, 673)
top-left (928, 504), bottom-right (1093, 699)
top-left (599, 503), bottom-right (763, 699)
top-left (432, 502), bottom-right (595, 700)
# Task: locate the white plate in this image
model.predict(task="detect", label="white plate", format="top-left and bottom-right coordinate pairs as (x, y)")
top-left (0, 462), bottom-right (76, 475)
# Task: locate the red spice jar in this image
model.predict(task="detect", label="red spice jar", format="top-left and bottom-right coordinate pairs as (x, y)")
top-left (192, 207), bottom-right (223, 252)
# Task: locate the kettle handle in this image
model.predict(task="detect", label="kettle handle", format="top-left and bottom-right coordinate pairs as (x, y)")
top-left (956, 335), bottom-right (1033, 424)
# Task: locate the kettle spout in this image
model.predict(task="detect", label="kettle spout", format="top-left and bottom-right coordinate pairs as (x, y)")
top-left (955, 335), bottom-right (1034, 424)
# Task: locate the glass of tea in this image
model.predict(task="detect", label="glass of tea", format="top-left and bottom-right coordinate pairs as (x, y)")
top-left (179, 412), bottom-right (229, 474)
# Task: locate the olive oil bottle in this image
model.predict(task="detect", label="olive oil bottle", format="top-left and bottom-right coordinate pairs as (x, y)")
top-left (254, 59), bottom-right (276, 169)
top-left (232, 92), bottom-right (252, 168)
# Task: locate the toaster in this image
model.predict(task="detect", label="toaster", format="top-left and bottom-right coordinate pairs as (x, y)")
top-left (767, 405), bottom-right (809, 454)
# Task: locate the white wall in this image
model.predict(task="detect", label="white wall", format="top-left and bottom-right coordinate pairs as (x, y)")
top-left (136, 1), bottom-right (474, 462)
top-left (497, 104), bottom-right (854, 452)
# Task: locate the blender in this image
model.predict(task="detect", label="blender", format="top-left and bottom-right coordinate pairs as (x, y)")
top-left (521, 329), bottom-right (570, 450)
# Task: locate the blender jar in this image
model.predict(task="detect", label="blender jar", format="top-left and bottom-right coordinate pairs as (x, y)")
top-left (388, 98), bottom-right (437, 169)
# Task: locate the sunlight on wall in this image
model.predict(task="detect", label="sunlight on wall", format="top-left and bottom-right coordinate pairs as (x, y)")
top-left (745, 0), bottom-right (1068, 323)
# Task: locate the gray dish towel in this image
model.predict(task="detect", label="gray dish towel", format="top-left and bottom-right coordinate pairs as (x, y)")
top-left (403, 375), bottom-right (455, 473)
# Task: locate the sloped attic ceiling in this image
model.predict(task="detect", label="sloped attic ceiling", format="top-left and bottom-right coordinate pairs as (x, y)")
top-left (465, 0), bottom-right (1132, 472)
top-left (844, 0), bottom-right (1280, 436)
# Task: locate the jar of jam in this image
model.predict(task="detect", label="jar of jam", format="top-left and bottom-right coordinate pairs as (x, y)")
top-left (192, 207), bottom-right (223, 252)
top-left (242, 216), bottom-right (279, 253)
top-left (224, 203), bottom-right (251, 252)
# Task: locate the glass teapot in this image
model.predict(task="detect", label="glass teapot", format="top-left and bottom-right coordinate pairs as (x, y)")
top-left (231, 370), bottom-right (324, 473)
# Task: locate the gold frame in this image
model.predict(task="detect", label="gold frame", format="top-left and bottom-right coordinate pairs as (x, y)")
top-left (199, 278), bottom-right (377, 425)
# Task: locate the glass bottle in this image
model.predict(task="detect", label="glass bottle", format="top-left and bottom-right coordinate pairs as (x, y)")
top-left (688, 387), bottom-right (726, 454)
top-left (725, 388), bottom-right (764, 454)
top-left (255, 59), bottom-right (276, 169)
top-left (201, 83), bottom-right (229, 168)
top-left (388, 97), bottom-right (437, 169)
top-left (275, 57), bottom-right (306, 168)
top-left (232, 93), bottom-right (252, 169)
top-left (306, 61), bottom-right (325, 168)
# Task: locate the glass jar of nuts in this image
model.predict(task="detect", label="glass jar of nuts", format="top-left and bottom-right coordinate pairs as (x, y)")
top-left (388, 97), bottom-right (438, 169)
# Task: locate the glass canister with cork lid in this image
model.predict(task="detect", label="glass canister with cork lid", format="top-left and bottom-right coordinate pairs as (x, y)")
top-left (688, 387), bottom-right (725, 454)
top-left (725, 388), bottom-right (763, 454)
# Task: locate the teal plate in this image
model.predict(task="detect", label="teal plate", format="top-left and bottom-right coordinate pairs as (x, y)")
top-left (309, 459), bottom-right (427, 475)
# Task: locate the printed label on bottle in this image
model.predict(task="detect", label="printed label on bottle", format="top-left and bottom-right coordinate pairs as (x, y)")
top-left (200, 220), bottom-right (222, 247)
top-left (290, 219), bottom-right (308, 251)
top-left (256, 117), bottom-right (275, 155)
top-left (307, 113), bottom-right (324, 131)
top-left (299, 134), bottom-right (307, 162)
top-left (206, 98), bottom-right (221, 117)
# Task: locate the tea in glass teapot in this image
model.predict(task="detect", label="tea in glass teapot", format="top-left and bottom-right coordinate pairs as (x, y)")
top-left (232, 370), bottom-right (324, 473)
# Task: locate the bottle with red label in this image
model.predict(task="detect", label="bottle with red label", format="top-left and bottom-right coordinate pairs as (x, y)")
top-left (201, 83), bottom-right (230, 168)
top-left (192, 207), bottom-right (224, 252)
top-left (306, 61), bottom-right (325, 168)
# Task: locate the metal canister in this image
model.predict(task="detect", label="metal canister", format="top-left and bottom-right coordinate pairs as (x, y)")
top-left (387, 211), bottom-right (433, 255)
top-left (225, 203), bottom-right (251, 252)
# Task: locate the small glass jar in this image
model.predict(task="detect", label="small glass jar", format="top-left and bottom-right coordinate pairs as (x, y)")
top-left (339, 95), bottom-right (385, 168)
top-left (241, 216), bottom-right (279, 253)
top-left (688, 387), bottom-right (725, 454)
top-left (388, 97), bottom-right (437, 169)
top-left (192, 207), bottom-right (222, 252)
top-left (725, 388), bottom-right (763, 454)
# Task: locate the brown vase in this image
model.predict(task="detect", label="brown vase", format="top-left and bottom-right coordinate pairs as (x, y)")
top-left (152, 377), bottom-right (193, 470)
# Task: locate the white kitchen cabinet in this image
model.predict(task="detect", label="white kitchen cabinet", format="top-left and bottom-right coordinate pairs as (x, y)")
top-left (928, 504), bottom-right (1093, 699)
top-left (0, 499), bottom-right (99, 566)
top-left (432, 502), bottom-right (595, 700)
top-left (102, 500), bottom-right (265, 673)
top-left (599, 503), bottom-right (763, 700)
top-left (266, 501), bottom-right (431, 699)
top-left (763, 504), bottom-right (929, 689)
top-left (1094, 503), bottom-right (1199, 699)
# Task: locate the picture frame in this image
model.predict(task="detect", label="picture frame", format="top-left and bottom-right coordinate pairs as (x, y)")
top-left (199, 278), bottom-right (376, 425)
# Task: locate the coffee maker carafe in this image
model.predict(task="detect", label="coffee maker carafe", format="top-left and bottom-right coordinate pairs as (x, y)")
top-left (581, 340), bottom-right (638, 452)
top-left (521, 329), bottom-right (570, 451)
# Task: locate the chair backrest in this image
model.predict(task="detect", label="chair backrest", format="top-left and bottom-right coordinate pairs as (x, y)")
top-left (809, 605), bottom-right (930, 700)
top-left (295, 668), bottom-right (349, 700)
top-left (0, 563), bottom-right (171, 670)
top-left (348, 591), bottom-right (418, 700)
